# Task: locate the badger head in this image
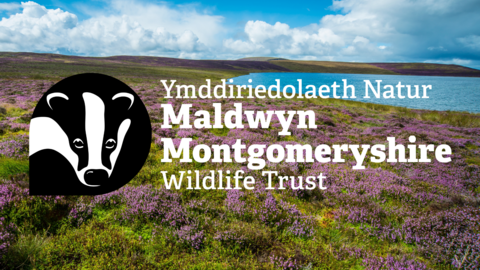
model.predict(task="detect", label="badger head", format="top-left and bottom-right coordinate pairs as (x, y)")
top-left (29, 92), bottom-right (133, 187)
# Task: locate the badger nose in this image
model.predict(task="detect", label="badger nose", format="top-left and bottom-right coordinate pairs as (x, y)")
top-left (84, 169), bottom-right (108, 186)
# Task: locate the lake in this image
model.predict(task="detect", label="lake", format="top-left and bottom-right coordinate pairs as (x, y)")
top-left (229, 73), bottom-right (480, 113)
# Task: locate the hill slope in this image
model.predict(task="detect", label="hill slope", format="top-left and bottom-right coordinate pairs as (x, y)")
top-left (1, 52), bottom-right (480, 77)
top-left (370, 62), bottom-right (480, 77)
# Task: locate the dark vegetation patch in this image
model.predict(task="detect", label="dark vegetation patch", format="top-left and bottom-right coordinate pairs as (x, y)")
top-left (370, 62), bottom-right (480, 77)
top-left (270, 60), bottom-right (399, 75)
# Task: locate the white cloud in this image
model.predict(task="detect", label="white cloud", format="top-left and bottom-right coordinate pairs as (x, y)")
top-left (427, 46), bottom-right (447, 51)
top-left (0, 2), bottom-right (78, 52)
top-left (0, 1), bottom-right (221, 57)
top-left (223, 39), bottom-right (268, 55)
top-left (106, 0), bottom-right (224, 48)
top-left (0, 0), bottom-right (479, 67)
top-left (224, 20), bottom-right (345, 57)
top-left (224, 0), bottom-right (480, 66)
top-left (244, 21), bottom-right (290, 43)
top-left (458, 35), bottom-right (480, 51)
top-left (0, 2), bottom-right (20, 11)
top-left (320, 0), bottom-right (480, 62)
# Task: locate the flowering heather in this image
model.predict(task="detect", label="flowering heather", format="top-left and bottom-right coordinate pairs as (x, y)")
top-left (362, 255), bottom-right (427, 270)
top-left (402, 207), bottom-right (480, 268)
top-left (116, 185), bottom-right (189, 227)
top-left (225, 189), bottom-right (247, 216)
top-left (0, 217), bottom-right (16, 260)
top-left (67, 185), bottom-right (191, 228)
top-left (68, 202), bottom-right (93, 227)
top-left (0, 134), bottom-right (29, 159)
top-left (0, 181), bottom-right (29, 213)
top-left (1, 55), bottom-right (480, 268)
top-left (270, 256), bottom-right (302, 270)
top-left (225, 188), bottom-right (315, 238)
top-left (174, 225), bottom-right (205, 250)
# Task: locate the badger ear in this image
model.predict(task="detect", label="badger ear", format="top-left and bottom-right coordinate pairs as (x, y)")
top-left (112, 93), bottom-right (134, 110)
top-left (47, 93), bottom-right (69, 110)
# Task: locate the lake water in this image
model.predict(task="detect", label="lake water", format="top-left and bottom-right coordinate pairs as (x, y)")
top-left (229, 73), bottom-right (480, 113)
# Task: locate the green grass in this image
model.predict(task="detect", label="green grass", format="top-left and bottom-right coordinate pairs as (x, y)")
top-left (3, 61), bottom-right (248, 85)
top-left (270, 60), bottom-right (398, 75)
top-left (0, 158), bottom-right (29, 178)
top-left (466, 156), bottom-right (480, 166)
top-left (238, 57), bottom-right (288, 61)
top-left (1, 233), bottom-right (51, 269)
top-left (210, 126), bottom-right (230, 137)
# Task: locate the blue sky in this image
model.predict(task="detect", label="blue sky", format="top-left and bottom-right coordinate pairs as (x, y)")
top-left (0, 0), bottom-right (480, 68)
top-left (9, 0), bottom-right (339, 27)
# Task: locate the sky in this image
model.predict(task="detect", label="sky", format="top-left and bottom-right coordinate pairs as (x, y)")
top-left (0, 0), bottom-right (480, 68)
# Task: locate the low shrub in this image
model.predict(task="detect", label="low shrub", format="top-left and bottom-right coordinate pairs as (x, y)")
top-left (36, 220), bottom-right (153, 269)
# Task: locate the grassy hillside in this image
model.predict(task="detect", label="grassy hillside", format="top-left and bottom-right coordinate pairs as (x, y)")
top-left (2, 52), bottom-right (480, 79)
top-left (370, 63), bottom-right (480, 77)
top-left (237, 57), bottom-right (289, 61)
top-left (0, 52), bottom-right (266, 83)
top-left (0, 52), bottom-right (480, 269)
top-left (270, 60), bottom-right (399, 75)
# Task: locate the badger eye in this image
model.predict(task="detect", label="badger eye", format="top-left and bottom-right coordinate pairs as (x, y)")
top-left (105, 139), bottom-right (116, 149)
top-left (73, 138), bottom-right (84, 149)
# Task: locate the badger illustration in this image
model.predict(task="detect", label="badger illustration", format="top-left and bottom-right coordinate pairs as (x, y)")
top-left (29, 74), bottom-right (151, 195)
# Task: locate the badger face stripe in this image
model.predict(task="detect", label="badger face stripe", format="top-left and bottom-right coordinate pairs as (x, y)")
top-left (109, 119), bottom-right (131, 170)
top-left (76, 93), bottom-right (132, 186)
top-left (83, 92), bottom-right (106, 171)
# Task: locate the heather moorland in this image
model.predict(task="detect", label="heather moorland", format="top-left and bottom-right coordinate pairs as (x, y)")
top-left (0, 53), bottom-right (480, 269)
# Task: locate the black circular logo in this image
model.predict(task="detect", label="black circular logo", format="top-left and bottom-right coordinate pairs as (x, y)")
top-left (29, 73), bottom-right (152, 195)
